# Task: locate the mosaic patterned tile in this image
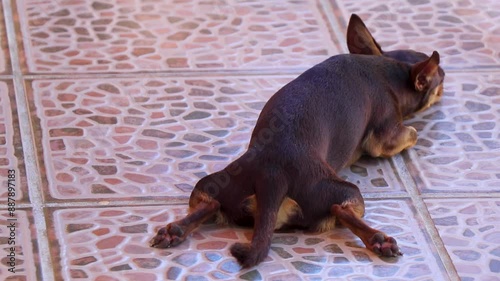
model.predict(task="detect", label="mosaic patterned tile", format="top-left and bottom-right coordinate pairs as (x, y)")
top-left (332, 0), bottom-right (500, 69)
top-left (338, 156), bottom-right (405, 195)
top-left (0, 81), bottom-right (27, 203)
top-left (17, 0), bottom-right (338, 73)
top-left (0, 1), bottom-right (9, 74)
top-left (425, 199), bottom-right (500, 281)
top-left (29, 77), bottom-right (405, 201)
top-left (0, 209), bottom-right (41, 281)
top-left (404, 73), bottom-right (500, 193)
top-left (50, 200), bottom-right (446, 280)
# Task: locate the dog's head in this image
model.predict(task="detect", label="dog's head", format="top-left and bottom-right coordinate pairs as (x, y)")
top-left (347, 14), bottom-right (445, 114)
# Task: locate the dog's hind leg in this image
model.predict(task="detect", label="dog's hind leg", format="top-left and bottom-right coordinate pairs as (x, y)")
top-left (331, 197), bottom-right (402, 257)
top-left (150, 189), bottom-right (220, 248)
top-left (230, 168), bottom-right (288, 268)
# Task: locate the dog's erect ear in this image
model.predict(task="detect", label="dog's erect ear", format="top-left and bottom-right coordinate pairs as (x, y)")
top-left (347, 14), bottom-right (383, 56)
top-left (411, 51), bottom-right (440, 92)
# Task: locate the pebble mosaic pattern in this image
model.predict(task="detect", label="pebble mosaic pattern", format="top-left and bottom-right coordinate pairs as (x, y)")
top-left (31, 77), bottom-right (405, 201)
top-left (405, 73), bottom-right (500, 193)
top-left (333, 0), bottom-right (500, 69)
top-left (5, 0), bottom-right (500, 280)
top-left (18, 0), bottom-right (337, 73)
top-left (0, 210), bottom-right (39, 281)
top-left (0, 1), bottom-right (8, 74)
top-left (51, 200), bottom-right (445, 281)
top-left (0, 82), bottom-right (20, 201)
top-left (426, 199), bottom-right (500, 281)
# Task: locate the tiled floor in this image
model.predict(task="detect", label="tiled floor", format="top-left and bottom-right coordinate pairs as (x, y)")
top-left (1, 0), bottom-right (499, 280)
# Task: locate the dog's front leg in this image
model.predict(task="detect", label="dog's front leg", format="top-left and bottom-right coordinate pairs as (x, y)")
top-left (331, 201), bottom-right (402, 257)
top-left (230, 170), bottom-right (288, 268)
top-left (363, 124), bottom-right (417, 158)
top-left (150, 190), bottom-right (220, 248)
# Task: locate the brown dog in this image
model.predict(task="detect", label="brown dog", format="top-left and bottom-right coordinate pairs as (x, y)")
top-left (150, 14), bottom-right (445, 268)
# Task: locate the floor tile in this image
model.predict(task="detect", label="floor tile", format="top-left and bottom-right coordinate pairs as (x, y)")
top-left (331, 0), bottom-right (500, 69)
top-left (0, 209), bottom-right (41, 281)
top-left (425, 199), bottom-right (500, 281)
top-left (338, 156), bottom-right (406, 195)
top-left (0, 1), bottom-right (9, 74)
top-left (0, 81), bottom-right (28, 203)
top-left (17, 0), bottom-right (339, 74)
top-left (49, 199), bottom-right (446, 280)
top-left (29, 76), bottom-right (405, 202)
top-left (404, 72), bottom-right (500, 193)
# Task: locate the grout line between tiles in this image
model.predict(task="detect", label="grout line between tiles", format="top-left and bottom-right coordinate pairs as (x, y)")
top-left (319, 0), bottom-right (349, 54)
top-left (392, 154), bottom-right (461, 281)
top-left (421, 192), bottom-right (500, 199)
top-left (20, 68), bottom-right (308, 80)
top-left (2, 1), bottom-right (55, 280)
top-left (11, 193), bottom-right (411, 209)
top-left (16, 64), bottom-right (500, 82)
top-left (12, 191), bottom-right (497, 210)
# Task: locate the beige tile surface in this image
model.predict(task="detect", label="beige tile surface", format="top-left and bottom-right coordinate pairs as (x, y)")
top-left (17, 0), bottom-right (339, 73)
top-left (0, 1), bottom-right (9, 74)
top-left (2, 0), bottom-right (499, 280)
top-left (425, 199), bottom-right (500, 281)
top-left (50, 200), bottom-right (446, 280)
top-left (332, 0), bottom-right (500, 69)
top-left (0, 81), bottom-right (27, 203)
top-left (0, 210), bottom-right (41, 281)
top-left (405, 73), bottom-right (500, 193)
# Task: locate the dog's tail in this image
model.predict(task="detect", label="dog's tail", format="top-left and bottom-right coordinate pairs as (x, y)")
top-left (230, 167), bottom-right (289, 268)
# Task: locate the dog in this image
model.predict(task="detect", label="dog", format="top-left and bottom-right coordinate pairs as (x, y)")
top-left (150, 14), bottom-right (445, 268)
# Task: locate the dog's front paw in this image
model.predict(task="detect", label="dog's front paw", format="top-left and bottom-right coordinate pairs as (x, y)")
top-left (149, 223), bottom-right (185, 248)
top-left (368, 232), bottom-right (403, 257)
top-left (230, 243), bottom-right (268, 268)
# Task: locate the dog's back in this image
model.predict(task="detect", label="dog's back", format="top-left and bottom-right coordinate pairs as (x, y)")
top-left (252, 54), bottom-right (414, 170)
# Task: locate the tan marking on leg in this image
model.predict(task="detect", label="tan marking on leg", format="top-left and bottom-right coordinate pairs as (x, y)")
top-left (243, 194), bottom-right (256, 214)
top-left (362, 130), bottom-right (382, 157)
top-left (214, 211), bottom-right (229, 225)
top-left (316, 216), bottom-right (337, 232)
top-left (342, 198), bottom-right (365, 217)
top-left (316, 198), bottom-right (365, 233)
top-left (243, 195), bottom-right (302, 230)
top-left (363, 126), bottom-right (417, 158)
top-left (275, 197), bottom-right (303, 229)
top-left (331, 200), bottom-right (402, 257)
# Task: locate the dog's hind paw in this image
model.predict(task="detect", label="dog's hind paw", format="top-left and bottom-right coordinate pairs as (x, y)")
top-left (230, 243), bottom-right (268, 268)
top-left (149, 223), bottom-right (185, 248)
top-left (369, 232), bottom-right (403, 257)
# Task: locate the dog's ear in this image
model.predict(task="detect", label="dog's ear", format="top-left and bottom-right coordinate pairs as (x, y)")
top-left (411, 51), bottom-right (440, 92)
top-left (347, 14), bottom-right (383, 56)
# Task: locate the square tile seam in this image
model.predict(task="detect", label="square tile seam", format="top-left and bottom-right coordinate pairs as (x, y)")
top-left (2, 1), bottom-right (56, 281)
top-left (3, 59), bottom-right (499, 84)
top-left (392, 154), bottom-right (463, 280)
top-left (12, 66), bottom-right (500, 82)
